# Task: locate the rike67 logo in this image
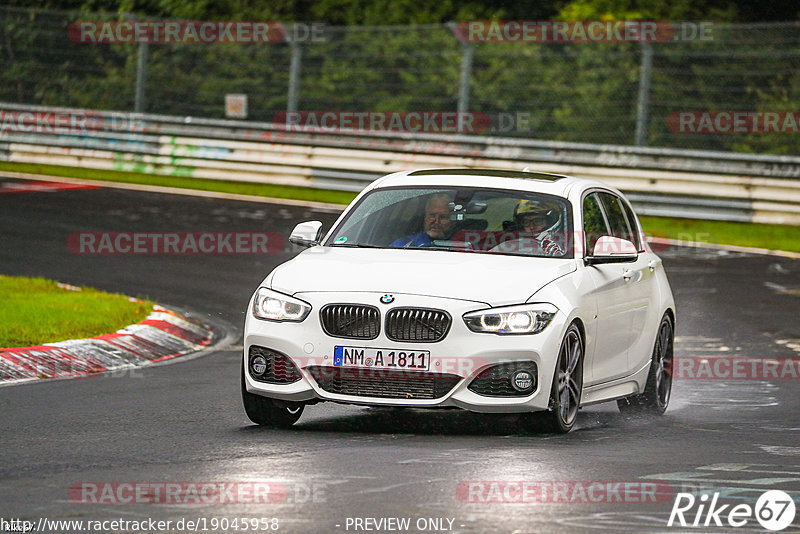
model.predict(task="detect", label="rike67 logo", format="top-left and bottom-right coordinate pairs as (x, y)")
top-left (668, 490), bottom-right (796, 531)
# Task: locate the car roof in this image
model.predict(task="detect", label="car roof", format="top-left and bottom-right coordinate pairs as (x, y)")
top-left (368, 168), bottom-right (615, 199)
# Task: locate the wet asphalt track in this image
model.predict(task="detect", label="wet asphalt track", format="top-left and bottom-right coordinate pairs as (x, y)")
top-left (0, 177), bottom-right (799, 534)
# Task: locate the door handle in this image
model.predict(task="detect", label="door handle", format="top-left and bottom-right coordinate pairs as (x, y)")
top-left (623, 269), bottom-right (634, 281)
top-left (648, 260), bottom-right (658, 272)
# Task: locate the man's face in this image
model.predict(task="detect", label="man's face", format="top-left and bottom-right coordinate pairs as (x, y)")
top-left (521, 212), bottom-right (548, 234)
top-left (424, 198), bottom-right (454, 239)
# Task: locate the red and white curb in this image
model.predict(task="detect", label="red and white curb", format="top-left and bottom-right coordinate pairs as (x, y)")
top-left (0, 306), bottom-right (214, 384)
top-left (0, 179), bottom-right (99, 194)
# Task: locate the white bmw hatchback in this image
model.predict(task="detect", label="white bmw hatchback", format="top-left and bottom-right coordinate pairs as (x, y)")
top-left (242, 169), bottom-right (675, 433)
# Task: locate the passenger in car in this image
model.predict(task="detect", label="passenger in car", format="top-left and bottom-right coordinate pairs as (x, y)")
top-left (389, 192), bottom-right (455, 247)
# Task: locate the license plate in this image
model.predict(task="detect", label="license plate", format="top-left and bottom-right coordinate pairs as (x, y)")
top-left (333, 346), bottom-right (430, 371)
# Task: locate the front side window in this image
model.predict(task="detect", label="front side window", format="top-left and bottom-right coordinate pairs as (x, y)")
top-left (582, 193), bottom-right (609, 255)
top-left (325, 187), bottom-right (573, 258)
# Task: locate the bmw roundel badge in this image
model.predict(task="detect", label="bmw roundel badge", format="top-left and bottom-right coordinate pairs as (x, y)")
top-left (380, 294), bottom-right (394, 304)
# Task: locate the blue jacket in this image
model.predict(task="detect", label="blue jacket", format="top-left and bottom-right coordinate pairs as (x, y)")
top-left (389, 232), bottom-right (433, 248)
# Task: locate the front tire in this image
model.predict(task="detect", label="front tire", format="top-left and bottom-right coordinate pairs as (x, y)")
top-left (538, 323), bottom-right (584, 434)
top-left (618, 313), bottom-right (674, 416)
top-left (241, 366), bottom-right (304, 427)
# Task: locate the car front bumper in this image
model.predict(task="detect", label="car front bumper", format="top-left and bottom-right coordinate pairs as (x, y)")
top-left (243, 291), bottom-right (568, 413)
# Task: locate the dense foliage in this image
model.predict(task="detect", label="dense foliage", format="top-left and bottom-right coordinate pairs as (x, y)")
top-left (1, 1), bottom-right (798, 153)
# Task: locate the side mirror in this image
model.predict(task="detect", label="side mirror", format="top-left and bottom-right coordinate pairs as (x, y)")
top-left (584, 236), bottom-right (638, 265)
top-left (289, 221), bottom-right (323, 247)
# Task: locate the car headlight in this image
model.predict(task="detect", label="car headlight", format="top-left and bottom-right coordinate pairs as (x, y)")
top-left (463, 303), bottom-right (558, 335)
top-left (252, 287), bottom-right (311, 322)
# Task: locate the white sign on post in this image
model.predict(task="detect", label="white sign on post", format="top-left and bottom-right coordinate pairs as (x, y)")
top-left (225, 94), bottom-right (248, 119)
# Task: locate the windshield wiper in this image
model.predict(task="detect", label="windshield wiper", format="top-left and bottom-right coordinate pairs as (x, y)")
top-left (329, 242), bottom-right (381, 248)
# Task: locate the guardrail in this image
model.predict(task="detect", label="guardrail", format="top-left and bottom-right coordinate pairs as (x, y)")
top-left (2, 102), bottom-right (800, 225)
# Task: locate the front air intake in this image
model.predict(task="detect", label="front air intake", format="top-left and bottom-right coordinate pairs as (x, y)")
top-left (306, 366), bottom-right (460, 400)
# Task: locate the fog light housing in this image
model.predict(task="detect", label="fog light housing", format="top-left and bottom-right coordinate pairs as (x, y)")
top-left (251, 355), bottom-right (268, 377)
top-left (468, 361), bottom-right (538, 397)
top-left (511, 370), bottom-right (534, 392)
top-left (247, 346), bottom-right (302, 384)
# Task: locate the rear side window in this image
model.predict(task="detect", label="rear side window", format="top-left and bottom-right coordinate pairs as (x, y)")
top-left (618, 199), bottom-right (643, 251)
top-left (597, 192), bottom-right (635, 247)
top-left (582, 193), bottom-right (608, 254)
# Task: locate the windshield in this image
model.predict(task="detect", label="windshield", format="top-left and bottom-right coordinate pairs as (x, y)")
top-left (325, 187), bottom-right (573, 258)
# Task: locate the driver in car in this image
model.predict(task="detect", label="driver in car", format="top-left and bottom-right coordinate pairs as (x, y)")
top-left (390, 192), bottom-right (455, 247)
top-left (514, 199), bottom-right (564, 256)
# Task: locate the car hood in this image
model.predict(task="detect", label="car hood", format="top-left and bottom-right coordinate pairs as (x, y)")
top-left (266, 247), bottom-right (576, 307)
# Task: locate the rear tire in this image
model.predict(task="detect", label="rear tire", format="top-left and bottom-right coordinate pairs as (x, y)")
top-left (618, 313), bottom-right (674, 416)
top-left (241, 366), bottom-right (304, 427)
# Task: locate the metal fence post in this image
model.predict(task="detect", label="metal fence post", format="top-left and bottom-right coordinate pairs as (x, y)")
top-left (457, 42), bottom-right (473, 131)
top-left (447, 22), bottom-right (474, 133)
top-left (287, 27), bottom-right (303, 113)
top-left (635, 42), bottom-right (653, 146)
top-left (135, 41), bottom-right (148, 113)
top-left (125, 13), bottom-right (148, 113)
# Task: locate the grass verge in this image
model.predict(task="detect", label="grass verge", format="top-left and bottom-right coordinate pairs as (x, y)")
top-left (0, 275), bottom-right (153, 348)
top-left (1, 161), bottom-right (797, 252)
top-left (639, 216), bottom-right (800, 253)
